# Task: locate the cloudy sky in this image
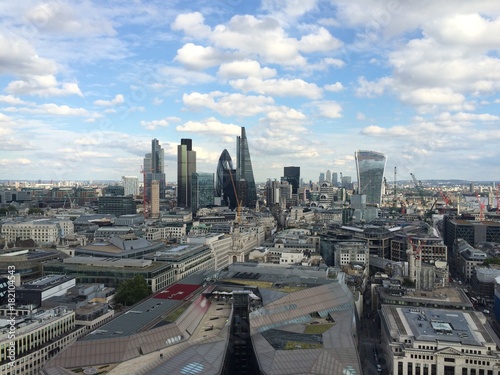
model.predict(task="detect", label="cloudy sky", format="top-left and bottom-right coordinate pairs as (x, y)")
top-left (1, 0), bottom-right (500, 184)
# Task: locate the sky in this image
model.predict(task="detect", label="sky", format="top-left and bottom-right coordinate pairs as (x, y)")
top-left (1, 0), bottom-right (500, 184)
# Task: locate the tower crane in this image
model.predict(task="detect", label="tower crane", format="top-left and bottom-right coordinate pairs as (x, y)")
top-left (410, 173), bottom-right (426, 206)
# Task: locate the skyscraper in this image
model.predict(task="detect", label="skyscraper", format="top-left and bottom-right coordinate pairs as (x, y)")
top-left (332, 172), bottom-right (338, 186)
top-left (191, 173), bottom-right (214, 214)
top-left (215, 149), bottom-right (237, 208)
top-left (143, 139), bottom-right (166, 202)
top-left (236, 127), bottom-right (257, 206)
top-left (282, 166), bottom-right (300, 195)
top-left (355, 150), bottom-right (387, 206)
top-left (177, 138), bottom-right (196, 208)
top-left (122, 176), bottom-right (139, 196)
top-left (326, 170), bottom-right (331, 184)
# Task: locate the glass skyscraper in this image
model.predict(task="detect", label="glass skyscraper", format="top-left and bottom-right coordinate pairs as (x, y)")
top-left (282, 166), bottom-right (300, 195)
top-left (191, 172), bottom-right (214, 214)
top-left (215, 149), bottom-right (237, 208)
top-left (236, 127), bottom-right (257, 206)
top-left (177, 138), bottom-right (196, 208)
top-left (144, 138), bottom-right (166, 202)
top-left (354, 150), bottom-right (387, 206)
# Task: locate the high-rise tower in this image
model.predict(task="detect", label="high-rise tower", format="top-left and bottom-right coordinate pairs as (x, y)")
top-left (177, 138), bottom-right (196, 208)
top-left (236, 127), bottom-right (257, 206)
top-left (354, 150), bottom-right (387, 206)
top-left (144, 138), bottom-right (166, 202)
top-left (215, 149), bottom-right (237, 208)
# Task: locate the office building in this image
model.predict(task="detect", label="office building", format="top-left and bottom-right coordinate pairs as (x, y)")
top-left (97, 195), bottom-right (136, 216)
top-left (144, 138), bottom-right (166, 202)
top-left (326, 169), bottom-right (331, 184)
top-left (332, 172), bottom-right (338, 186)
top-left (191, 172), bottom-right (214, 214)
top-left (282, 166), bottom-right (300, 195)
top-left (215, 149), bottom-right (236, 206)
top-left (15, 275), bottom-right (76, 307)
top-left (150, 180), bottom-right (160, 218)
top-left (1, 219), bottom-right (74, 246)
top-left (0, 307), bottom-right (86, 375)
top-left (103, 185), bottom-right (124, 196)
top-left (236, 127), bottom-right (257, 206)
top-left (319, 172), bottom-right (325, 184)
top-left (177, 138), bottom-right (196, 208)
top-left (354, 150), bottom-right (387, 206)
top-left (122, 176), bottom-right (139, 196)
top-left (380, 305), bottom-right (500, 375)
top-left (341, 175), bottom-right (352, 189)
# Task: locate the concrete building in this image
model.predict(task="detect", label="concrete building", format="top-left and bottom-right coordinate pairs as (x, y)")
top-left (380, 305), bottom-right (500, 375)
top-left (1, 218), bottom-right (74, 246)
top-left (0, 249), bottom-right (66, 283)
top-left (0, 307), bottom-right (86, 375)
top-left (143, 223), bottom-right (187, 241)
top-left (97, 195), bottom-right (136, 216)
top-left (14, 275), bottom-right (75, 307)
top-left (335, 241), bottom-right (370, 267)
top-left (151, 179), bottom-right (160, 218)
top-left (121, 175), bottom-right (139, 196)
top-left (184, 233), bottom-right (233, 271)
top-left (455, 239), bottom-right (488, 280)
top-left (75, 235), bottom-right (164, 259)
top-left (43, 257), bottom-right (175, 292)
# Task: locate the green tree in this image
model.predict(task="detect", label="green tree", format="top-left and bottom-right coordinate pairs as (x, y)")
top-left (483, 257), bottom-right (500, 266)
top-left (114, 275), bottom-right (151, 306)
top-left (402, 278), bottom-right (415, 288)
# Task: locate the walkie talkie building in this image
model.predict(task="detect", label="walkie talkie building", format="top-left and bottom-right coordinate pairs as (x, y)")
top-left (355, 150), bottom-right (387, 206)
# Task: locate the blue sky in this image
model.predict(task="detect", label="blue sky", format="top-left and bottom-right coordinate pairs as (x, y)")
top-left (1, 0), bottom-right (500, 183)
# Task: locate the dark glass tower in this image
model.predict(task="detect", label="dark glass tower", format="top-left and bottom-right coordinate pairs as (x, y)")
top-left (282, 166), bottom-right (300, 195)
top-left (144, 138), bottom-right (166, 201)
top-left (177, 138), bottom-right (196, 208)
top-left (236, 127), bottom-right (257, 206)
top-left (355, 150), bottom-right (387, 206)
top-left (215, 149), bottom-right (238, 209)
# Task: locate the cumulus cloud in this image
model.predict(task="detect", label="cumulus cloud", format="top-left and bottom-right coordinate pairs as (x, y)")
top-left (0, 95), bottom-right (30, 105)
top-left (5, 103), bottom-right (99, 117)
top-left (176, 117), bottom-right (241, 135)
top-left (314, 100), bottom-right (343, 118)
top-left (140, 117), bottom-right (180, 130)
top-left (356, 76), bottom-right (393, 97)
top-left (158, 66), bottom-right (215, 85)
top-left (175, 43), bottom-right (230, 70)
top-left (324, 82), bottom-right (344, 92)
top-left (171, 12), bottom-right (211, 38)
top-left (217, 60), bottom-right (276, 80)
top-left (93, 94), bottom-right (124, 106)
top-left (230, 77), bottom-right (323, 99)
top-left (5, 75), bottom-right (83, 97)
top-left (182, 91), bottom-right (275, 116)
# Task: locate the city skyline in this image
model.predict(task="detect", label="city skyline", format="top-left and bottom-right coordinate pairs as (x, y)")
top-left (1, 1), bottom-right (500, 183)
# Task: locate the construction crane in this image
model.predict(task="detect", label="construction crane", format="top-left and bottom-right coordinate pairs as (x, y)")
top-left (410, 173), bottom-right (426, 206)
top-left (228, 168), bottom-right (242, 225)
top-left (439, 190), bottom-right (450, 206)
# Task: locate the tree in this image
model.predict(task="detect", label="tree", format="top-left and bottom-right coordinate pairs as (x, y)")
top-left (114, 275), bottom-right (151, 306)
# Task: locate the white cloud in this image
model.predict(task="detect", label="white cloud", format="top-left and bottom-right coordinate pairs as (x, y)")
top-left (400, 87), bottom-right (465, 106)
top-left (298, 27), bottom-right (342, 53)
top-left (324, 82), bottom-right (344, 92)
top-left (171, 12), bottom-right (211, 38)
top-left (314, 100), bottom-right (343, 118)
top-left (230, 77), bottom-right (323, 99)
top-left (356, 76), bottom-right (393, 97)
top-left (93, 94), bottom-right (125, 106)
top-left (261, 0), bottom-right (318, 19)
top-left (158, 66), bottom-right (215, 85)
top-left (0, 95), bottom-right (30, 105)
top-left (217, 60), bottom-right (276, 80)
top-left (175, 43), bottom-right (229, 70)
top-left (176, 117), bottom-right (241, 135)
top-left (5, 103), bottom-right (98, 117)
top-left (5, 75), bottom-right (83, 97)
top-left (141, 117), bottom-right (180, 130)
top-left (0, 33), bottom-right (57, 76)
top-left (152, 97), bottom-right (163, 105)
top-left (182, 91), bottom-right (275, 116)
top-left (0, 158), bottom-right (31, 166)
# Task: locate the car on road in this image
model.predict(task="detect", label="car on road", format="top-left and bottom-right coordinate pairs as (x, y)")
top-left (377, 364), bottom-right (382, 372)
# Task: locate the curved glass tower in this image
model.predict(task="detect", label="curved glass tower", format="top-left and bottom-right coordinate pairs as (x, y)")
top-left (215, 149), bottom-right (237, 209)
top-left (355, 150), bottom-right (387, 206)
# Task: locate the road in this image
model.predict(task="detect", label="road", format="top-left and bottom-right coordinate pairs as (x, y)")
top-left (358, 305), bottom-right (387, 375)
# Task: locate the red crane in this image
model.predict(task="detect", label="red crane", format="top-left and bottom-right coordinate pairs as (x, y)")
top-left (439, 191), bottom-right (450, 206)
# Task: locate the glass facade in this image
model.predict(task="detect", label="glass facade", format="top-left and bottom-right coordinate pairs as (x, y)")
top-left (191, 172), bottom-right (214, 214)
top-left (236, 127), bottom-right (257, 206)
top-left (144, 138), bottom-right (166, 200)
top-left (177, 138), bottom-right (196, 208)
top-left (355, 150), bottom-right (387, 206)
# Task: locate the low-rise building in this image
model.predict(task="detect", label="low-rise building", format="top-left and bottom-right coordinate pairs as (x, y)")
top-left (380, 305), bottom-right (500, 375)
top-left (455, 239), bottom-right (488, 279)
top-left (184, 233), bottom-right (233, 270)
top-left (0, 307), bottom-right (86, 375)
top-left (1, 218), bottom-right (74, 246)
